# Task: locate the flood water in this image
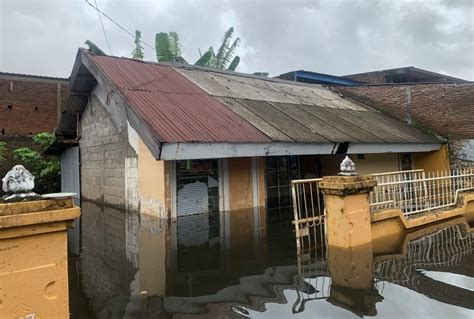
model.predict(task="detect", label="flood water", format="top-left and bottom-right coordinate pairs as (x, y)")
top-left (70, 201), bottom-right (474, 318)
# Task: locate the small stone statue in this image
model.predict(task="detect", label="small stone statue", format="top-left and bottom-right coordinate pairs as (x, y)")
top-left (1, 165), bottom-right (41, 202)
top-left (339, 156), bottom-right (357, 176)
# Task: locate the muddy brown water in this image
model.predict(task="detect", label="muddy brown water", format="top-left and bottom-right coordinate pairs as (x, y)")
top-left (69, 201), bottom-right (474, 318)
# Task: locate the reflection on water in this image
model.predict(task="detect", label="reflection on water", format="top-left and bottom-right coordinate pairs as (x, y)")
top-left (71, 201), bottom-right (474, 318)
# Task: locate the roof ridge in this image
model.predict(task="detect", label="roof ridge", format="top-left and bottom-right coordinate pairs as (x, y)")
top-left (81, 47), bottom-right (327, 89)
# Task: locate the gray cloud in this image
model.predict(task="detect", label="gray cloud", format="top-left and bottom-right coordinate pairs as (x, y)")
top-left (0, 0), bottom-right (472, 80)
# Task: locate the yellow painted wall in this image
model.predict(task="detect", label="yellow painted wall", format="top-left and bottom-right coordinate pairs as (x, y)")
top-left (413, 144), bottom-right (450, 173)
top-left (0, 199), bottom-right (79, 319)
top-left (320, 153), bottom-right (400, 176)
top-left (1, 230), bottom-right (69, 319)
top-left (137, 138), bottom-right (170, 297)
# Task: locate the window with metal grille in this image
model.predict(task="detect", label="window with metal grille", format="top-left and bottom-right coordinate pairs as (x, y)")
top-left (175, 159), bottom-right (221, 272)
top-left (176, 159), bottom-right (220, 215)
top-left (400, 153), bottom-right (413, 171)
top-left (266, 155), bottom-right (301, 224)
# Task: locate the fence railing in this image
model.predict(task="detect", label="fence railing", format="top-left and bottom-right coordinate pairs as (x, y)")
top-left (291, 167), bottom-right (474, 253)
top-left (373, 223), bottom-right (473, 285)
top-left (370, 168), bottom-right (474, 216)
top-left (291, 178), bottom-right (325, 258)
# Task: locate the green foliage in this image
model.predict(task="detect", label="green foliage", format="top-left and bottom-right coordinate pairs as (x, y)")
top-left (84, 40), bottom-right (107, 56)
top-left (195, 47), bottom-right (215, 68)
top-left (139, 27), bottom-right (241, 70)
top-left (155, 32), bottom-right (182, 62)
top-left (0, 142), bottom-right (5, 162)
top-left (194, 27), bottom-right (240, 71)
top-left (13, 132), bottom-right (60, 193)
top-left (228, 56), bottom-right (240, 71)
top-left (131, 30), bottom-right (145, 60)
top-left (168, 32), bottom-right (181, 59)
top-left (33, 132), bottom-right (56, 149)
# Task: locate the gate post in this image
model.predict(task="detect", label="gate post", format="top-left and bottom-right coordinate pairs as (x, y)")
top-left (319, 158), bottom-right (376, 248)
top-left (319, 157), bottom-right (381, 312)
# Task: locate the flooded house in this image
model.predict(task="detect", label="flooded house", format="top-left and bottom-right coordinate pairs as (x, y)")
top-left (52, 48), bottom-right (459, 316)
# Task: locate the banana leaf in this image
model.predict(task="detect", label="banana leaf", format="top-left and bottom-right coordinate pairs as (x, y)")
top-left (227, 56), bottom-right (240, 71)
top-left (195, 47), bottom-right (215, 67)
top-left (168, 31), bottom-right (181, 59)
top-left (155, 32), bottom-right (172, 62)
top-left (215, 27), bottom-right (234, 69)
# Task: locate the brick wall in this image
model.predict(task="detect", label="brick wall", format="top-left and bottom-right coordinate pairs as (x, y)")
top-left (338, 83), bottom-right (474, 139)
top-left (338, 82), bottom-right (474, 167)
top-left (0, 76), bottom-right (69, 135)
top-left (344, 72), bottom-right (387, 84)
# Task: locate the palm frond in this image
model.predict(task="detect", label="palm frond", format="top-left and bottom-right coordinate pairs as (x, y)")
top-left (227, 56), bottom-right (240, 71)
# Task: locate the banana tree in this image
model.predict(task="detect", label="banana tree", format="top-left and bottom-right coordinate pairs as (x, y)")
top-left (131, 30), bottom-right (144, 60)
top-left (194, 27), bottom-right (241, 71)
top-left (155, 31), bottom-right (185, 62)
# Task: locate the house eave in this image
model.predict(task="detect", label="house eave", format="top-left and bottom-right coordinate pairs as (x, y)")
top-left (159, 142), bottom-right (442, 160)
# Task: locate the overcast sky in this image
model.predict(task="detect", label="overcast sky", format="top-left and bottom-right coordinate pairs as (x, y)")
top-left (0, 0), bottom-right (473, 80)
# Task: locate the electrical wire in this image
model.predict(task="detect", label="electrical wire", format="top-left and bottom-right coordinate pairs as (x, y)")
top-left (93, 0), bottom-right (113, 55)
top-left (85, 0), bottom-right (155, 51)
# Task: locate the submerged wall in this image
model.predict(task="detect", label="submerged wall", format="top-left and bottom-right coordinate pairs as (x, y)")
top-left (78, 85), bottom-right (172, 314)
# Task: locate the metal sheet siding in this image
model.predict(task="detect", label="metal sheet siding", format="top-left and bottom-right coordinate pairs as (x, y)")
top-left (89, 56), bottom-right (270, 143)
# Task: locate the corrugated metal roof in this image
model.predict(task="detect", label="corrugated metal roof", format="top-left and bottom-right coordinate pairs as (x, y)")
top-left (175, 67), bottom-right (440, 144)
top-left (89, 55), bottom-right (270, 143)
top-left (177, 68), bottom-right (368, 110)
top-left (57, 52), bottom-right (439, 146)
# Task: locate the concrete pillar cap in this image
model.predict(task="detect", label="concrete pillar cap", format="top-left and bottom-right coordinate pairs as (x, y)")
top-left (319, 175), bottom-right (377, 196)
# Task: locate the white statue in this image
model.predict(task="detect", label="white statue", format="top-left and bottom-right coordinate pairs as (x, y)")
top-left (339, 156), bottom-right (356, 176)
top-left (2, 165), bottom-right (35, 193)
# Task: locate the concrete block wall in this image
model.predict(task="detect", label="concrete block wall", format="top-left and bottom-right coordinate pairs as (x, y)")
top-left (80, 200), bottom-right (136, 318)
top-left (80, 96), bottom-right (132, 207)
top-left (79, 95), bottom-right (142, 269)
top-left (450, 139), bottom-right (474, 168)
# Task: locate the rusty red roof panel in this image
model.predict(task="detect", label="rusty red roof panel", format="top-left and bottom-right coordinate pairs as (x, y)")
top-left (89, 55), bottom-right (270, 143)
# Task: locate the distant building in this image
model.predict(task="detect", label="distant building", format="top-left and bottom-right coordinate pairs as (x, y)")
top-left (0, 72), bottom-right (69, 183)
top-left (277, 70), bottom-right (363, 85)
top-left (337, 81), bottom-right (474, 168)
top-left (343, 66), bottom-right (467, 84)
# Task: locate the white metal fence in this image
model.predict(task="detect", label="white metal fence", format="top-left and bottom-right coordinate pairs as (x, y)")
top-left (373, 223), bottom-right (473, 285)
top-left (370, 168), bottom-right (474, 216)
top-left (291, 167), bottom-right (474, 254)
top-left (291, 178), bottom-right (325, 258)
